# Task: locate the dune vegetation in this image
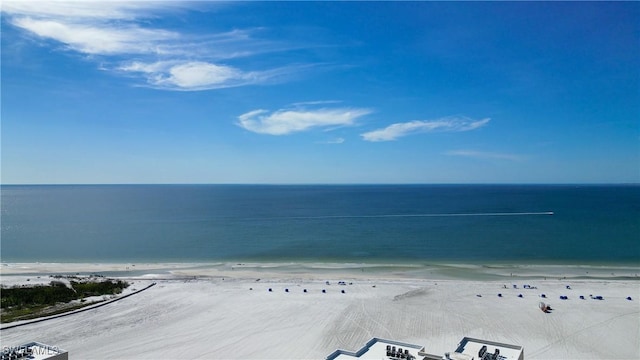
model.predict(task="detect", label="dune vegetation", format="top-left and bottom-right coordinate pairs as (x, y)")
top-left (1, 278), bottom-right (128, 323)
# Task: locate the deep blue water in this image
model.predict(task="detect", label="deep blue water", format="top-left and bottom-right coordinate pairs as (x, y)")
top-left (1, 185), bottom-right (639, 264)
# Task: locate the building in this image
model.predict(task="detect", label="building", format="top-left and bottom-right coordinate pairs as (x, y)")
top-left (1, 342), bottom-right (68, 360)
top-left (327, 338), bottom-right (425, 360)
top-left (327, 337), bottom-right (523, 360)
top-left (447, 337), bottom-right (524, 360)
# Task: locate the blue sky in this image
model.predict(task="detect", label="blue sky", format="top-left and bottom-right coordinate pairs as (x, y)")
top-left (1, 1), bottom-right (638, 184)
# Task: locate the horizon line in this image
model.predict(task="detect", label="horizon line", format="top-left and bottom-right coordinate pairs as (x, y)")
top-left (1, 182), bottom-right (638, 186)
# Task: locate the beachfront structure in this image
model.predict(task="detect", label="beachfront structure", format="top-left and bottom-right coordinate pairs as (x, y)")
top-left (448, 337), bottom-right (524, 360)
top-left (326, 336), bottom-right (523, 360)
top-left (1, 342), bottom-right (68, 360)
top-left (326, 338), bottom-right (425, 360)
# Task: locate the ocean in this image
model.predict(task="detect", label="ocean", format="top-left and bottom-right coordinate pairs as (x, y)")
top-left (1, 185), bottom-right (638, 265)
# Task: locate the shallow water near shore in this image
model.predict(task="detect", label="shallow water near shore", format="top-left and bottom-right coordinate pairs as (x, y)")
top-left (3, 261), bottom-right (639, 282)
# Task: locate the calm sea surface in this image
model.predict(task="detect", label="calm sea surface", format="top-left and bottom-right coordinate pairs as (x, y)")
top-left (1, 185), bottom-right (638, 265)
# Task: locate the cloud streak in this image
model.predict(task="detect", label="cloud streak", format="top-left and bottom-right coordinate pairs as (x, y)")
top-left (118, 60), bottom-right (292, 91)
top-left (1, 1), bottom-right (177, 20)
top-left (361, 116), bottom-right (490, 142)
top-left (316, 137), bottom-right (346, 145)
top-left (238, 106), bottom-right (372, 135)
top-left (12, 17), bottom-right (178, 55)
top-left (2, 2), bottom-right (311, 91)
top-left (445, 150), bottom-right (523, 161)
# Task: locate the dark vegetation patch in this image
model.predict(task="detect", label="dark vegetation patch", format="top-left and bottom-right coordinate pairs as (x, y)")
top-left (1, 278), bottom-right (128, 323)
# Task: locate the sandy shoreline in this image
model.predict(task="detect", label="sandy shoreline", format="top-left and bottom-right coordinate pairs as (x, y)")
top-left (1, 262), bottom-right (639, 359)
top-left (3, 261), bottom-right (639, 280)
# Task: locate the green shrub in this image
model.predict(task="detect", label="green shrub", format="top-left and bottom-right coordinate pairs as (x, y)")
top-left (0, 279), bottom-right (128, 309)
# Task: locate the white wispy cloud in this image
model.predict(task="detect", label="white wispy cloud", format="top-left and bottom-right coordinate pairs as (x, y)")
top-left (361, 116), bottom-right (490, 142)
top-left (4, 1), bottom-right (183, 55)
top-left (237, 106), bottom-right (372, 135)
top-left (2, 1), bottom-right (310, 91)
top-left (12, 17), bottom-right (178, 55)
top-left (317, 137), bottom-right (346, 144)
top-left (120, 61), bottom-right (243, 90)
top-left (290, 100), bottom-right (343, 107)
top-left (445, 150), bottom-right (523, 161)
top-left (1, 1), bottom-right (173, 20)
top-left (118, 60), bottom-right (306, 91)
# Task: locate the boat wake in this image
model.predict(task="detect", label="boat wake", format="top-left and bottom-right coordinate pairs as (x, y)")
top-left (280, 211), bottom-right (554, 220)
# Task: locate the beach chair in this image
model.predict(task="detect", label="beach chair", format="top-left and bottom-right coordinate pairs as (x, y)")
top-left (479, 345), bottom-right (487, 357)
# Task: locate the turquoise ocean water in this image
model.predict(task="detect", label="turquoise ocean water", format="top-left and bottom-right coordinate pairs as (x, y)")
top-left (1, 185), bottom-right (638, 265)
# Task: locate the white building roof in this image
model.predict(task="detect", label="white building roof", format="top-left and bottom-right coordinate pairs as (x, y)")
top-left (450, 337), bottom-right (524, 360)
top-left (326, 338), bottom-right (424, 360)
top-left (327, 337), bottom-right (524, 360)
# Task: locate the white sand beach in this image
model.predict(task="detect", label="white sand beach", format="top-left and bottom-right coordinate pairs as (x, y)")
top-left (1, 262), bottom-right (639, 359)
